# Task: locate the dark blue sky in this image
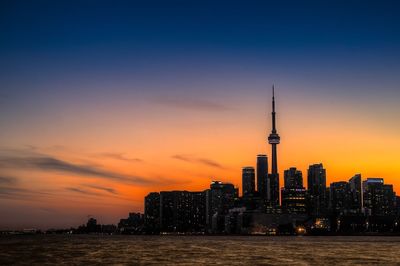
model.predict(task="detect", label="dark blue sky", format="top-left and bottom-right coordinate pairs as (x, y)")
top-left (1, 0), bottom-right (400, 104)
top-left (1, 0), bottom-right (399, 60)
top-left (1, 1), bottom-right (399, 98)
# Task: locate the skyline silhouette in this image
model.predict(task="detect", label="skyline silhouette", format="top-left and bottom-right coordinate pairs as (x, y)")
top-left (138, 88), bottom-right (398, 236)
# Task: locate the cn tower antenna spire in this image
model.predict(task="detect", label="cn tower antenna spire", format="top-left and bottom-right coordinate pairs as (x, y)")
top-left (271, 85), bottom-right (276, 133)
top-left (272, 84), bottom-right (275, 99)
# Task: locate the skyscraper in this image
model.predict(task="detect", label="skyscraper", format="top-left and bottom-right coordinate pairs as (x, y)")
top-left (281, 167), bottom-right (306, 213)
top-left (284, 167), bottom-right (303, 189)
top-left (267, 85), bottom-right (280, 207)
top-left (159, 190), bottom-right (207, 232)
top-left (242, 167), bottom-right (255, 197)
top-left (349, 174), bottom-right (363, 213)
top-left (363, 178), bottom-right (395, 216)
top-left (307, 163), bottom-right (327, 216)
top-left (256, 154), bottom-right (268, 199)
top-left (329, 181), bottom-right (351, 215)
top-left (144, 192), bottom-right (160, 233)
top-left (206, 181), bottom-right (238, 233)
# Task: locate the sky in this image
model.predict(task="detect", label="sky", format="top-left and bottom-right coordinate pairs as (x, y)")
top-left (0, 0), bottom-right (400, 229)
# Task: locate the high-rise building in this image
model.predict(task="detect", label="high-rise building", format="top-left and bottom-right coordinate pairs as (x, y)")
top-left (284, 167), bottom-right (303, 189)
top-left (256, 154), bottom-right (268, 199)
top-left (307, 163), bottom-right (327, 216)
top-left (159, 191), bottom-right (175, 232)
top-left (329, 181), bottom-right (351, 215)
top-left (363, 178), bottom-right (395, 216)
top-left (206, 181), bottom-right (238, 233)
top-left (159, 190), bottom-right (207, 232)
top-left (281, 167), bottom-right (306, 213)
top-left (242, 167), bottom-right (255, 197)
top-left (349, 174), bottom-right (363, 213)
top-left (191, 191), bottom-right (207, 232)
top-left (267, 86), bottom-right (280, 207)
top-left (144, 192), bottom-right (160, 233)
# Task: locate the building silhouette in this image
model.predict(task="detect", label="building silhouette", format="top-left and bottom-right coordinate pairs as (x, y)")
top-left (86, 217), bottom-right (101, 233)
top-left (242, 167), bottom-right (255, 197)
top-left (349, 174), bottom-right (363, 213)
top-left (256, 154), bottom-right (268, 199)
top-left (307, 163), bottom-right (327, 216)
top-left (281, 167), bottom-right (306, 213)
top-left (284, 167), bottom-right (303, 189)
top-left (206, 181), bottom-right (238, 233)
top-left (144, 192), bottom-right (160, 233)
top-left (159, 191), bottom-right (206, 233)
top-left (329, 181), bottom-right (351, 215)
top-left (191, 191), bottom-right (207, 232)
top-left (363, 178), bottom-right (395, 216)
top-left (118, 213), bottom-right (144, 234)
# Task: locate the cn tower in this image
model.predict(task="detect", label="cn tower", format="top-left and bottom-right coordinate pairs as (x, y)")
top-left (268, 85), bottom-right (280, 207)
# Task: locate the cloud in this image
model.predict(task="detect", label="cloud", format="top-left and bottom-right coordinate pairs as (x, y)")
top-left (172, 154), bottom-right (192, 163)
top-left (0, 176), bottom-right (17, 185)
top-left (98, 153), bottom-right (142, 163)
top-left (0, 176), bottom-right (34, 200)
top-left (172, 154), bottom-right (225, 169)
top-left (0, 187), bottom-right (26, 196)
top-left (65, 187), bottom-right (101, 196)
top-left (153, 96), bottom-right (231, 111)
top-left (66, 184), bottom-right (120, 198)
top-left (83, 184), bottom-right (118, 195)
top-left (0, 154), bottom-right (153, 185)
top-left (197, 158), bottom-right (224, 168)
top-left (0, 186), bottom-right (51, 200)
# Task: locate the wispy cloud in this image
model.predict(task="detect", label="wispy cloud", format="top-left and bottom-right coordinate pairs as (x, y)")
top-left (196, 158), bottom-right (224, 168)
top-left (0, 176), bottom-right (34, 200)
top-left (98, 152), bottom-right (143, 163)
top-left (66, 184), bottom-right (120, 197)
top-left (83, 184), bottom-right (118, 195)
top-left (172, 154), bottom-right (225, 169)
top-left (65, 187), bottom-right (101, 196)
top-left (153, 96), bottom-right (231, 111)
top-left (0, 187), bottom-right (26, 196)
top-left (0, 154), bottom-right (153, 185)
top-left (172, 154), bottom-right (192, 163)
top-left (0, 186), bottom-right (51, 200)
top-left (0, 176), bottom-right (17, 185)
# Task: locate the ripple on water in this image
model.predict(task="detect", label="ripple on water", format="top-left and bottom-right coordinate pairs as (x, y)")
top-left (0, 235), bottom-right (400, 265)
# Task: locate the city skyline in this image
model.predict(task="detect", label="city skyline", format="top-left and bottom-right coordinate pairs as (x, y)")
top-left (1, 1), bottom-right (400, 229)
top-left (73, 92), bottom-right (400, 236)
top-left (140, 89), bottom-right (398, 236)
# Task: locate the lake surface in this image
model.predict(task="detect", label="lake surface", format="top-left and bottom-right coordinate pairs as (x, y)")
top-left (0, 235), bottom-right (399, 265)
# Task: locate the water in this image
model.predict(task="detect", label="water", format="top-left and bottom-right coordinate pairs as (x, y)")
top-left (0, 235), bottom-right (399, 265)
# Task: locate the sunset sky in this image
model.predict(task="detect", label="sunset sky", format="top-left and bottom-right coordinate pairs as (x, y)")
top-left (1, 0), bottom-right (400, 229)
